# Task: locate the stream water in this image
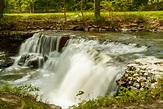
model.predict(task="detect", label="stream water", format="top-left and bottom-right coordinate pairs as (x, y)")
top-left (0, 31), bottom-right (163, 108)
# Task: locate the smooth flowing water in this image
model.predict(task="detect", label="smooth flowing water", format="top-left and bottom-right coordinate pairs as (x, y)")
top-left (0, 31), bottom-right (163, 108)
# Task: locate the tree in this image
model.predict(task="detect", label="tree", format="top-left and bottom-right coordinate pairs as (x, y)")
top-left (80, 0), bottom-right (84, 21)
top-left (46, 0), bottom-right (49, 12)
top-left (63, 0), bottom-right (67, 23)
top-left (112, 0), bottom-right (135, 11)
top-left (0, 0), bottom-right (5, 18)
top-left (95, 0), bottom-right (101, 17)
top-left (133, 0), bottom-right (149, 10)
top-left (29, 0), bottom-right (35, 13)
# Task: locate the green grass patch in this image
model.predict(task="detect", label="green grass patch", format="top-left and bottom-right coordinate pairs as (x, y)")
top-left (0, 83), bottom-right (54, 109)
top-left (4, 11), bottom-right (163, 19)
top-left (0, 83), bottom-right (40, 97)
top-left (4, 12), bottom-right (77, 20)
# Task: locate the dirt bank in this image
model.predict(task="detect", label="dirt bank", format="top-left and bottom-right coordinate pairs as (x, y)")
top-left (0, 91), bottom-right (61, 109)
top-left (1, 15), bottom-right (163, 33)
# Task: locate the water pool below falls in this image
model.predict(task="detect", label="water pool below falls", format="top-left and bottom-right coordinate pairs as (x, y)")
top-left (0, 31), bottom-right (162, 108)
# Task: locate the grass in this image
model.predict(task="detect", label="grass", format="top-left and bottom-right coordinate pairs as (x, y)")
top-left (0, 83), bottom-right (40, 98)
top-left (103, 11), bottom-right (163, 18)
top-left (4, 11), bottom-right (163, 19)
top-left (0, 83), bottom-right (55, 109)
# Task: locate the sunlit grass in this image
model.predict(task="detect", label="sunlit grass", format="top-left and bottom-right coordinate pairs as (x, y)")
top-left (4, 12), bottom-right (77, 18)
top-left (4, 11), bottom-right (163, 19)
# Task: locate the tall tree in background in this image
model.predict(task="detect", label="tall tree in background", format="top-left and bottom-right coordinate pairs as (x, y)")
top-left (95, 0), bottom-right (101, 17)
top-left (133, 0), bottom-right (149, 10)
top-left (29, 0), bottom-right (35, 13)
top-left (46, 0), bottom-right (49, 12)
top-left (80, 0), bottom-right (84, 21)
top-left (0, 0), bottom-right (5, 18)
top-left (63, 0), bottom-right (67, 23)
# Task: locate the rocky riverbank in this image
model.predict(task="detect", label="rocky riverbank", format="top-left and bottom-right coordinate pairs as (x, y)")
top-left (117, 56), bottom-right (163, 90)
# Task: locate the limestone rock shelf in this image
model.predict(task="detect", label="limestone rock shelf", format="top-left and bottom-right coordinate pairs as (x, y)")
top-left (117, 57), bottom-right (163, 90)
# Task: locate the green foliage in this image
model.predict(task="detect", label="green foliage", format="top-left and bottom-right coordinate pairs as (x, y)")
top-left (112, 0), bottom-right (135, 11)
top-left (5, 0), bottom-right (37, 13)
top-left (0, 83), bottom-right (40, 97)
top-left (0, 99), bottom-right (8, 109)
top-left (120, 14), bottom-right (147, 23)
top-left (0, 18), bottom-right (10, 27)
top-left (92, 16), bottom-right (111, 25)
top-left (101, 1), bottom-right (114, 11)
top-left (116, 86), bottom-right (160, 104)
top-left (145, 1), bottom-right (163, 11)
top-left (3, 0), bottom-right (163, 13)
top-left (14, 35), bottom-right (23, 40)
top-left (23, 99), bottom-right (41, 109)
top-left (159, 78), bottom-right (163, 99)
top-left (0, 83), bottom-right (54, 109)
top-left (5, 0), bottom-right (94, 13)
top-left (101, 0), bottom-right (151, 11)
top-left (70, 80), bottom-right (162, 109)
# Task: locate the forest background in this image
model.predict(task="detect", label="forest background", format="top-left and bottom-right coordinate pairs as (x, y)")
top-left (1, 0), bottom-right (163, 14)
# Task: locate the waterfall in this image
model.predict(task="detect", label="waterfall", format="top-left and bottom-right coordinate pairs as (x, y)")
top-left (1, 32), bottom-right (147, 108)
top-left (19, 33), bottom-right (67, 55)
top-left (14, 32), bottom-right (69, 68)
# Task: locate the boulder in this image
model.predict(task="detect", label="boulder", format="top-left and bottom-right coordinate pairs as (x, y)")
top-left (71, 25), bottom-right (85, 31)
top-left (17, 53), bottom-right (48, 68)
top-left (0, 52), bottom-right (14, 69)
top-left (59, 35), bottom-right (70, 52)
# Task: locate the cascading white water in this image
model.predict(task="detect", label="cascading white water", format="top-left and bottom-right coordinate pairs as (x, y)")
top-left (19, 33), bottom-right (62, 55)
top-left (0, 32), bottom-right (148, 108)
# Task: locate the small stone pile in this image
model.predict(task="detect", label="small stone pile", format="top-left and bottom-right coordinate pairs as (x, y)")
top-left (117, 56), bottom-right (163, 90)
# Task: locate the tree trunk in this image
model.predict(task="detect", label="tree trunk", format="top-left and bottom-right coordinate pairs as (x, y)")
top-left (29, 0), bottom-right (34, 13)
top-left (29, 3), bottom-right (32, 13)
top-left (32, 1), bottom-right (35, 13)
top-left (81, 0), bottom-right (84, 21)
top-left (18, 0), bottom-right (22, 13)
top-left (63, 1), bottom-right (67, 23)
top-left (46, 0), bottom-right (49, 12)
top-left (95, 0), bottom-right (100, 17)
top-left (0, 0), bottom-right (5, 18)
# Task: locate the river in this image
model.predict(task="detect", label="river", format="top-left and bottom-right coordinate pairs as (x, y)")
top-left (0, 31), bottom-right (162, 108)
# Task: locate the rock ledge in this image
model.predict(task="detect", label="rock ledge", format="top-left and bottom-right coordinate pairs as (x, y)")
top-left (117, 57), bottom-right (163, 90)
